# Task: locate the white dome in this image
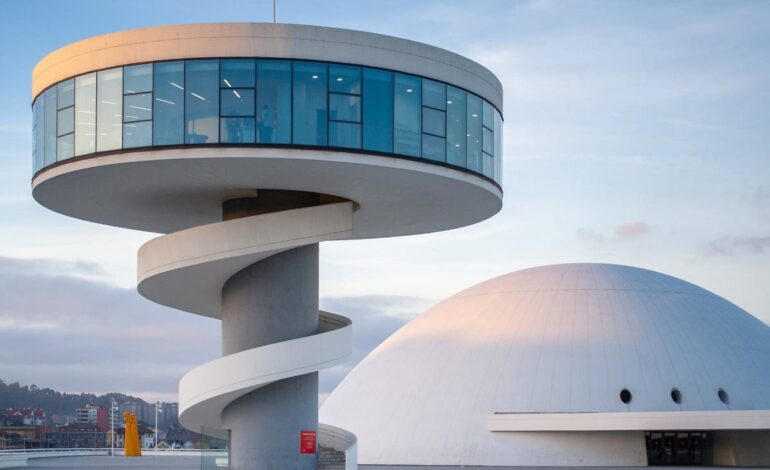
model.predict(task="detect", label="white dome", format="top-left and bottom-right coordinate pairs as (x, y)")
top-left (320, 263), bottom-right (770, 466)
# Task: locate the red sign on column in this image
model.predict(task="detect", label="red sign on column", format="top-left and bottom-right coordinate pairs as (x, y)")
top-left (300, 430), bottom-right (317, 454)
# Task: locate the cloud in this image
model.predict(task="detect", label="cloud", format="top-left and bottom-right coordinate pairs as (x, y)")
top-left (615, 222), bottom-right (651, 240)
top-left (703, 235), bottom-right (770, 256)
top-left (577, 222), bottom-right (651, 242)
top-left (0, 256), bottom-right (419, 402)
top-left (576, 229), bottom-right (606, 242)
top-left (319, 295), bottom-right (422, 395)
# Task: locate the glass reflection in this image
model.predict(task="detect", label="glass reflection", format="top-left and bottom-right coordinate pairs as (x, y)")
top-left (153, 61), bottom-right (184, 146)
top-left (221, 89), bottom-right (255, 117)
top-left (363, 68), bottom-right (393, 153)
top-left (446, 86), bottom-right (466, 167)
top-left (123, 121), bottom-right (152, 148)
top-left (256, 60), bottom-right (291, 144)
top-left (124, 64), bottom-right (153, 94)
top-left (221, 117), bottom-right (256, 143)
top-left (185, 60), bottom-right (219, 144)
top-left (57, 79), bottom-right (74, 110)
top-left (293, 61), bottom-right (327, 146)
top-left (75, 73), bottom-right (96, 156)
top-left (43, 87), bottom-right (57, 166)
top-left (221, 60), bottom-right (255, 88)
top-left (466, 93), bottom-right (482, 173)
top-left (329, 64), bottom-right (361, 94)
top-left (329, 121), bottom-right (361, 149)
top-left (394, 73), bottom-right (421, 157)
top-left (96, 67), bottom-right (123, 152)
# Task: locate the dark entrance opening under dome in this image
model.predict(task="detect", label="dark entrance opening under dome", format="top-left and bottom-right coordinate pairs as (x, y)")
top-left (645, 431), bottom-right (713, 466)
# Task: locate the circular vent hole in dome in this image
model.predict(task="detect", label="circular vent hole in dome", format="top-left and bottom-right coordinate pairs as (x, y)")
top-left (671, 388), bottom-right (682, 404)
top-left (620, 388), bottom-right (632, 404)
top-left (718, 388), bottom-right (730, 405)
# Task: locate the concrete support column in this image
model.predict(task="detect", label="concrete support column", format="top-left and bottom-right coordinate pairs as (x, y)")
top-left (220, 245), bottom-right (320, 470)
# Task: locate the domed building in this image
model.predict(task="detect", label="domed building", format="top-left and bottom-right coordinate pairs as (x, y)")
top-left (320, 264), bottom-right (770, 467)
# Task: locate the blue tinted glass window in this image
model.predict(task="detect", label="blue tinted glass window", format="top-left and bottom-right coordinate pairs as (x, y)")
top-left (329, 64), bottom-right (361, 94)
top-left (220, 117), bottom-right (256, 143)
top-left (123, 121), bottom-right (152, 148)
top-left (57, 79), bottom-right (74, 109)
top-left (57, 134), bottom-right (74, 161)
top-left (394, 73), bottom-right (421, 157)
top-left (483, 100), bottom-right (494, 129)
top-left (422, 134), bottom-right (445, 162)
top-left (422, 107), bottom-right (445, 137)
top-left (482, 126), bottom-right (493, 155)
top-left (34, 99), bottom-right (44, 172)
top-left (96, 67), bottom-right (123, 152)
top-left (466, 94), bottom-right (482, 172)
top-left (124, 64), bottom-right (153, 94)
top-left (57, 107), bottom-right (74, 136)
top-left (256, 60), bottom-right (291, 144)
top-left (482, 152), bottom-right (494, 178)
top-left (329, 94), bottom-right (361, 122)
top-left (422, 79), bottom-right (446, 110)
top-left (75, 73), bottom-right (96, 156)
top-left (43, 87), bottom-right (57, 166)
top-left (153, 61), bottom-right (184, 146)
top-left (221, 60), bottom-right (255, 88)
top-left (362, 68), bottom-right (393, 153)
top-left (329, 122), bottom-right (361, 149)
top-left (124, 93), bottom-right (152, 122)
top-left (494, 110), bottom-right (502, 183)
top-left (185, 60), bottom-right (219, 144)
top-left (221, 89), bottom-right (255, 117)
top-left (293, 61), bottom-right (327, 146)
top-left (446, 87), bottom-right (466, 167)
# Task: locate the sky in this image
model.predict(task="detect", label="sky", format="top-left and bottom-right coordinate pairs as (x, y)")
top-left (0, 0), bottom-right (768, 403)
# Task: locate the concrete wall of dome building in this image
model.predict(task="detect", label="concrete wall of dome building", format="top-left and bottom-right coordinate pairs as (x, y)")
top-left (713, 431), bottom-right (770, 467)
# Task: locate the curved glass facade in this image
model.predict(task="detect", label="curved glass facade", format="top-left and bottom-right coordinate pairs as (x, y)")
top-left (32, 59), bottom-right (503, 184)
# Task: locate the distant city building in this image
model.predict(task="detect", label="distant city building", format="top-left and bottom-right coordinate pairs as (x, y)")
top-left (50, 414), bottom-right (75, 426)
top-left (74, 404), bottom-right (108, 432)
top-left (47, 422), bottom-right (106, 448)
top-left (4, 408), bottom-right (45, 426)
top-left (0, 425), bottom-right (48, 449)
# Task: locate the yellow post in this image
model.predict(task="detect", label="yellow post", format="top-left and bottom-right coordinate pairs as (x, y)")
top-left (123, 412), bottom-right (142, 457)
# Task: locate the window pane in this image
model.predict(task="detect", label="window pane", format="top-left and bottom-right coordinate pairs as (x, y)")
top-left (362, 68), bottom-right (393, 153)
top-left (57, 107), bottom-right (74, 136)
top-left (123, 121), bottom-right (152, 148)
top-left (185, 60), bottom-right (219, 144)
top-left (34, 99), bottom-right (45, 172)
top-left (494, 109), bottom-right (502, 184)
top-left (124, 64), bottom-right (153, 94)
top-left (482, 152), bottom-right (494, 179)
top-left (329, 121), bottom-right (361, 149)
top-left (422, 107), bottom-right (445, 137)
top-left (220, 117), bottom-right (256, 143)
top-left (221, 89), bottom-right (255, 117)
top-left (57, 79), bottom-right (74, 110)
top-left (483, 100), bottom-right (494, 129)
top-left (329, 64), bottom-right (361, 94)
top-left (466, 94), bottom-right (482, 172)
top-left (221, 60), bottom-right (255, 88)
top-left (124, 93), bottom-right (152, 122)
top-left (446, 86), bottom-right (466, 167)
top-left (394, 73), bottom-right (421, 157)
top-left (482, 126), bottom-right (494, 155)
top-left (96, 67), bottom-right (123, 152)
top-left (422, 79), bottom-right (446, 110)
top-left (153, 61), bottom-right (184, 146)
top-left (75, 73), bottom-right (96, 156)
top-left (329, 93), bottom-right (361, 122)
top-left (44, 87), bottom-right (57, 166)
top-left (422, 134), bottom-right (445, 162)
top-left (57, 134), bottom-right (74, 161)
top-left (293, 61), bottom-right (327, 146)
top-left (256, 60), bottom-right (291, 144)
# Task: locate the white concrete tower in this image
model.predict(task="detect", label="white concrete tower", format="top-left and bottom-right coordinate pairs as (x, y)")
top-left (30, 23), bottom-right (503, 469)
